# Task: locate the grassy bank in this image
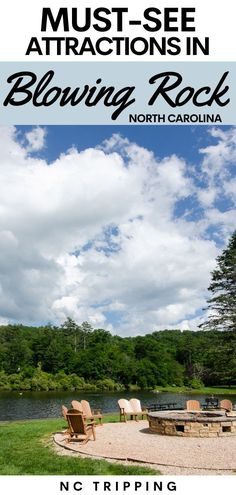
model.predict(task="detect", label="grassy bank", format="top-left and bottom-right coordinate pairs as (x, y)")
top-left (155, 385), bottom-right (236, 395)
top-left (0, 414), bottom-right (157, 475)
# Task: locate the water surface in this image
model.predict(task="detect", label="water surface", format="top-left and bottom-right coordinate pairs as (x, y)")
top-left (1, 390), bottom-right (235, 421)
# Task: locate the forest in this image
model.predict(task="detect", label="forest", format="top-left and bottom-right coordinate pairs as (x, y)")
top-left (0, 318), bottom-right (235, 391)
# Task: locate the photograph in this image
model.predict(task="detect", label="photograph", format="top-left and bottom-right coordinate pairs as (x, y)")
top-left (0, 124), bottom-right (235, 476)
top-left (0, 0), bottom-right (235, 490)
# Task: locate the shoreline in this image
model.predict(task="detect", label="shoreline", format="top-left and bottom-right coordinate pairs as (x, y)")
top-left (1, 386), bottom-right (236, 394)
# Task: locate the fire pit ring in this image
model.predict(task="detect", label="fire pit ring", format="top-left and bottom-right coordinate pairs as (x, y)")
top-left (148, 410), bottom-right (236, 437)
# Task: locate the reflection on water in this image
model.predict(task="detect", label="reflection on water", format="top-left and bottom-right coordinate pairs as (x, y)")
top-left (0, 390), bottom-right (235, 421)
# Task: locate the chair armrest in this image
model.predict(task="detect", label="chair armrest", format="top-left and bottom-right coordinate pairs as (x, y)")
top-left (86, 416), bottom-right (95, 423)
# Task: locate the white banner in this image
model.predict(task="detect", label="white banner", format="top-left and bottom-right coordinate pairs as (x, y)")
top-left (0, 0), bottom-right (235, 61)
top-left (0, 476), bottom-right (236, 495)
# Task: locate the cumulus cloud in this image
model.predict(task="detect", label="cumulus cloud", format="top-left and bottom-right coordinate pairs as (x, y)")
top-left (200, 127), bottom-right (236, 175)
top-left (25, 127), bottom-right (46, 152)
top-left (0, 125), bottom-right (235, 335)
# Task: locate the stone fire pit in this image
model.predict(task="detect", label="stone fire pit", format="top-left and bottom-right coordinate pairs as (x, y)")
top-left (148, 410), bottom-right (236, 437)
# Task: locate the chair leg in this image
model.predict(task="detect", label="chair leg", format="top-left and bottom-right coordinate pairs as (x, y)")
top-left (120, 410), bottom-right (126, 422)
top-left (92, 426), bottom-right (96, 441)
top-left (82, 437), bottom-right (89, 444)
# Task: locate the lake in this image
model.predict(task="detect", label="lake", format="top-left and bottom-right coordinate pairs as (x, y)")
top-left (1, 390), bottom-right (236, 421)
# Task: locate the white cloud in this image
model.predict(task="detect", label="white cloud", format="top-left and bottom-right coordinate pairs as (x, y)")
top-left (197, 187), bottom-right (218, 207)
top-left (0, 126), bottom-right (235, 335)
top-left (199, 127), bottom-right (236, 178)
top-left (25, 127), bottom-right (46, 152)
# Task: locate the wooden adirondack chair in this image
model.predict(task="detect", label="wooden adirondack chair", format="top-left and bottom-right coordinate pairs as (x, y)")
top-left (129, 398), bottom-right (147, 419)
top-left (61, 405), bottom-right (70, 434)
top-left (66, 409), bottom-right (96, 444)
top-left (61, 405), bottom-right (68, 420)
top-left (220, 399), bottom-right (233, 412)
top-left (81, 400), bottom-right (103, 425)
top-left (118, 398), bottom-right (138, 422)
top-left (71, 400), bottom-right (83, 413)
top-left (186, 400), bottom-right (201, 411)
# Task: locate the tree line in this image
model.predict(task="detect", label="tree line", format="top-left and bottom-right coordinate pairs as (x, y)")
top-left (0, 230), bottom-right (235, 392)
top-left (0, 318), bottom-right (235, 391)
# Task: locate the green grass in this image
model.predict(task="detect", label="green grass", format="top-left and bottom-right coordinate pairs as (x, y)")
top-left (0, 415), bottom-right (158, 475)
top-left (155, 385), bottom-right (236, 395)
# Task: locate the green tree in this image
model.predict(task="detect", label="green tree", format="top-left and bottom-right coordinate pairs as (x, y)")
top-left (81, 321), bottom-right (93, 350)
top-left (61, 317), bottom-right (81, 352)
top-left (200, 231), bottom-right (236, 331)
top-left (43, 338), bottom-right (66, 373)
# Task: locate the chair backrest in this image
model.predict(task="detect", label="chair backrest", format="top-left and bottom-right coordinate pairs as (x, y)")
top-left (220, 399), bottom-right (233, 411)
top-left (118, 398), bottom-right (133, 413)
top-left (130, 398), bottom-right (142, 413)
top-left (66, 409), bottom-right (87, 435)
top-left (81, 400), bottom-right (92, 416)
top-left (71, 400), bottom-right (83, 412)
top-left (61, 405), bottom-right (68, 420)
top-left (186, 400), bottom-right (201, 411)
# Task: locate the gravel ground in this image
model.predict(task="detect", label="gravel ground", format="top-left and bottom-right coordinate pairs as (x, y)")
top-left (54, 420), bottom-right (236, 475)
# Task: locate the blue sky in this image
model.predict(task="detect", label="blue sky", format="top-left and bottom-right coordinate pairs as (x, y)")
top-left (18, 125), bottom-right (226, 164)
top-left (0, 125), bottom-right (235, 335)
